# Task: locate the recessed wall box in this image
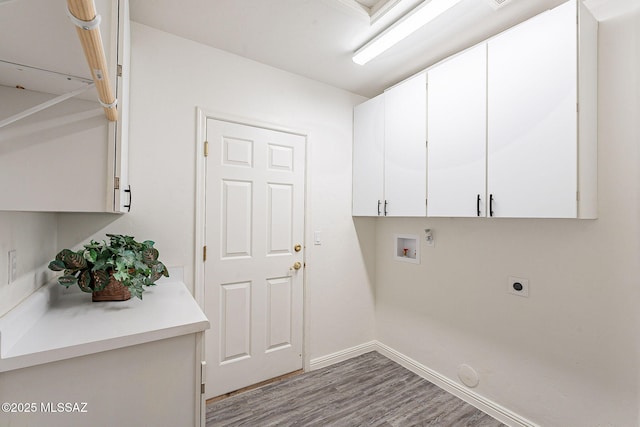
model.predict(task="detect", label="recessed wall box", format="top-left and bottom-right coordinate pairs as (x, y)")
top-left (394, 234), bottom-right (419, 264)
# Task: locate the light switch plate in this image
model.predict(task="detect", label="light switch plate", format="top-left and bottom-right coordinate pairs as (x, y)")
top-left (8, 250), bottom-right (17, 284)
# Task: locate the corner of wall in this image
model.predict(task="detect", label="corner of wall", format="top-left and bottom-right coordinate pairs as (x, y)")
top-left (0, 212), bottom-right (59, 317)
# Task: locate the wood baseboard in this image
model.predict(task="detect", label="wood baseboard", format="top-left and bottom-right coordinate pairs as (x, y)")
top-left (309, 340), bottom-right (377, 371)
top-left (374, 342), bottom-right (539, 427)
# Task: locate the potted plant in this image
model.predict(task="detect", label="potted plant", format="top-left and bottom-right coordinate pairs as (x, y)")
top-left (48, 234), bottom-right (169, 301)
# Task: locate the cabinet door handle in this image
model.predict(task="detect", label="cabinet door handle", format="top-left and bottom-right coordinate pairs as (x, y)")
top-left (477, 194), bottom-right (481, 217)
top-left (489, 194), bottom-right (494, 217)
top-left (124, 185), bottom-right (132, 212)
top-left (377, 200), bottom-right (381, 216)
top-left (384, 200), bottom-right (388, 216)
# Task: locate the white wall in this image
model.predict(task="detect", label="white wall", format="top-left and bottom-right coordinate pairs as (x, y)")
top-left (375, 8), bottom-right (640, 427)
top-left (55, 22), bottom-right (376, 361)
top-left (0, 213), bottom-right (57, 316)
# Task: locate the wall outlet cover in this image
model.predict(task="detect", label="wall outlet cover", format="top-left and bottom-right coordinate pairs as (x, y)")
top-left (424, 229), bottom-right (434, 247)
top-left (8, 249), bottom-right (17, 284)
top-left (508, 276), bottom-right (529, 297)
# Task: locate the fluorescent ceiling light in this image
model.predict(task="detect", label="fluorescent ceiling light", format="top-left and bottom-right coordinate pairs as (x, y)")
top-left (353, 0), bottom-right (463, 65)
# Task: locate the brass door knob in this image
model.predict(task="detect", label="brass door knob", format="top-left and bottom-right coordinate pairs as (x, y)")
top-left (294, 244), bottom-right (302, 252)
top-left (291, 261), bottom-right (302, 271)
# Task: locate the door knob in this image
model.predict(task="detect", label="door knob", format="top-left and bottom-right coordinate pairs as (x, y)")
top-left (294, 244), bottom-right (302, 252)
top-left (291, 261), bottom-right (302, 271)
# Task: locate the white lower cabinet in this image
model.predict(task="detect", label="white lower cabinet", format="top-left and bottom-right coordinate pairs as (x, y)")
top-left (425, 0), bottom-right (597, 219)
top-left (0, 279), bottom-right (209, 427)
top-left (0, 334), bottom-right (203, 427)
top-left (352, 73), bottom-right (427, 217)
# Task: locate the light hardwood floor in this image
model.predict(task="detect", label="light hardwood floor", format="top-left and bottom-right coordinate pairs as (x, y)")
top-left (206, 351), bottom-right (506, 426)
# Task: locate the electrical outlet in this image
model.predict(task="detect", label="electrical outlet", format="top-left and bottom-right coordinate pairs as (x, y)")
top-left (8, 250), bottom-right (17, 284)
top-left (508, 276), bottom-right (529, 297)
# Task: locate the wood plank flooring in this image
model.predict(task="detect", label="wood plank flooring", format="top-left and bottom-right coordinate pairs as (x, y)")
top-left (206, 351), bottom-right (506, 426)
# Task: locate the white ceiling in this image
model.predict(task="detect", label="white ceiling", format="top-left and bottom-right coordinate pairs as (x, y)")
top-left (0, 0), bottom-right (635, 100)
top-left (132, 0), bottom-right (589, 97)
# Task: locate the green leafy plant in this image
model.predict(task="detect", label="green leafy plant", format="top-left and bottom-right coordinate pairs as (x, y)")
top-left (48, 234), bottom-right (169, 299)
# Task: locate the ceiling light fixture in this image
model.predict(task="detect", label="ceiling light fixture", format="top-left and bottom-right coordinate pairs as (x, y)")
top-left (352, 0), bottom-right (463, 65)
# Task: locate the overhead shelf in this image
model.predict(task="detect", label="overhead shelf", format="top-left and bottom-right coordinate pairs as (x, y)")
top-left (0, 0), bottom-right (120, 122)
top-left (0, 0), bottom-right (131, 213)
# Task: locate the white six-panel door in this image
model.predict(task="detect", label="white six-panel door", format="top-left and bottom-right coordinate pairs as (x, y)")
top-left (205, 119), bottom-right (305, 398)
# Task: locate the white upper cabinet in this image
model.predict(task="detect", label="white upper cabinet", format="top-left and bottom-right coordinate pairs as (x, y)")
top-left (352, 73), bottom-right (427, 217)
top-left (0, 0), bottom-right (130, 213)
top-left (486, 0), bottom-right (597, 218)
top-left (384, 73), bottom-right (427, 217)
top-left (422, 0), bottom-right (597, 219)
top-left (352, 93), bottom-right (385, 216)
top-left (354, 0), bottom-right (596, 219)
top-left (427, 44), bottom-right (487, 217)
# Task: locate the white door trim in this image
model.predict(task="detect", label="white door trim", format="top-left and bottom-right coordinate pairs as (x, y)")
top-left (194, 107), bottom-right (312, 377)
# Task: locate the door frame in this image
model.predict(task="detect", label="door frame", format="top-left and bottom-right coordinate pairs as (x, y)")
top-left (194, 107), bottom-right (312, 388)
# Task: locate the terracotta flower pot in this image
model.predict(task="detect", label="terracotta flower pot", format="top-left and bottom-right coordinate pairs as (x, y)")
top-left (92, 275), bottom-right (132, 302)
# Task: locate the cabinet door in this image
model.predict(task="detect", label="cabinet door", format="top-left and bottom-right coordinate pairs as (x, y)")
top-left (352, 94), bottom-right (385, 216)
top-left (384, 73), bottom-right (427, 217)
top-left (487, 0), bottom-right (577, 218)
top-left (427, 44), bottom-right (487, 217)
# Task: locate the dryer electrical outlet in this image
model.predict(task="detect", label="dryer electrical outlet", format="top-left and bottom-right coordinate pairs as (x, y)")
top-left (508, 276), bottom-right (529, 297)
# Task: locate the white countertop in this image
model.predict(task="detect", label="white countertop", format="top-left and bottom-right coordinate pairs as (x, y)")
top-left (0, 272), bottom-right (209, 372)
